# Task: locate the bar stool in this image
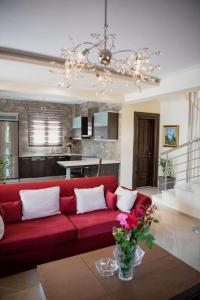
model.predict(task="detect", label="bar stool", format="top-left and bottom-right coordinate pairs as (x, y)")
top-left (83, 158), bottom-right (102, 177)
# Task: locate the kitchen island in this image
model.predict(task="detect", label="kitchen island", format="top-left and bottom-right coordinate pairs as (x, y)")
top-left (57, 159), bottom-right (120, 178)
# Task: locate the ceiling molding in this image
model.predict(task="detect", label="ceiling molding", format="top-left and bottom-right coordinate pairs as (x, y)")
top-left (0, 79), bottom-right (123, 103)
top-left (0, 47), bottom-right (160, 85)
top-left (125, 65), bottom-right (200, 103)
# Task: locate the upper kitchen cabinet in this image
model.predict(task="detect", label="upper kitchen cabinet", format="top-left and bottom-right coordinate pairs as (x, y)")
top-left (72, 116), bottom-right (88, 139)
top-left (93, 112), bottom-right (118, 140)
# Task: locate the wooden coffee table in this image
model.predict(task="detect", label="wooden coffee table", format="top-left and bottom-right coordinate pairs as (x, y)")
top-left (37, 244), bottom-right (200, 300)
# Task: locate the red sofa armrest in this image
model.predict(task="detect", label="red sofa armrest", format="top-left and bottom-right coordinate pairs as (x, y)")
top-left (133, 192), bottom-right (152, 211)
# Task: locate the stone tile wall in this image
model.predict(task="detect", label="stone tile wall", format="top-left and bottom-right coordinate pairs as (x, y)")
top-left (0, 99), bottom-right (74, 156)
top-left (73, 101), bottom-right (121, 160)
top-left (0, 99), bottom-right (121, 160)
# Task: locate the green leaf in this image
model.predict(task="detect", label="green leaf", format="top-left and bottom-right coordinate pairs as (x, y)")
top-left (145, 234), bottom-right (155, 249)
top-left (143, 226), bottom-right (150, 234)
top-left (136, 233), bottom-right (146, 241)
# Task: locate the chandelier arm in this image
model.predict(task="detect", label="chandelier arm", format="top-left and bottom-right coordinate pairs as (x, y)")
top-left (112, 49), bottom-right (137, 55)
top-left (74, 42), bottom-right (98, 51)
top-left (74, 40), bottom-right (108, 54)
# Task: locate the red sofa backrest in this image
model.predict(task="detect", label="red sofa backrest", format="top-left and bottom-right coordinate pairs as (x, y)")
top-left (0, 176), bottom-right (118, 203)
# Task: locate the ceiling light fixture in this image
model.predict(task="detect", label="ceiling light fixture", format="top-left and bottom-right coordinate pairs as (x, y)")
top-left (56, 0), bottom-right (161, 94)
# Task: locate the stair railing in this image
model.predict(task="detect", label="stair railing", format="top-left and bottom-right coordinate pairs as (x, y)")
top-left (159, 137), bottom-right (200, 191)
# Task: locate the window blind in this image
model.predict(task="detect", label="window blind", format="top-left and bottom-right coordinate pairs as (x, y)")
top-left (28, 108), bottom-right (64, 146)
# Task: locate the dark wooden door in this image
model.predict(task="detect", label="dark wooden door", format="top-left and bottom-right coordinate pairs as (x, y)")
top-left (133, 112), bottom-right (160, 188)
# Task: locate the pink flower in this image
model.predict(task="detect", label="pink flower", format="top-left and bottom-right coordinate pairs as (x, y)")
top-left (125, 235), bottom-right (130, 241)
top-left (116, 213), bottom-right (128, 227)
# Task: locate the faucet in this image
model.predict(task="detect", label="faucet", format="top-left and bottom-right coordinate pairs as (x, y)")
top-left (66, 143), bottom-right (72, 154)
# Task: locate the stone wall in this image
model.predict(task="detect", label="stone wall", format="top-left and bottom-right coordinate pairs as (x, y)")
top-left (0, 99), bottom-right (74, 156)
top-left (73, 101), bottom-right (121, 160)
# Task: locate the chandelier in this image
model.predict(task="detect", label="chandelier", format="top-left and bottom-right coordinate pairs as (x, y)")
top-left (57, 0), bottom-right (161, 94)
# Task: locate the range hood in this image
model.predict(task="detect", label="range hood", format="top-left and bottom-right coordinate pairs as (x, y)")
top-left (87, 107), bottom-right (99, 137)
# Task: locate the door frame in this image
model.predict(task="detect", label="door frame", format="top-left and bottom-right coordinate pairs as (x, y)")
top-left (132, 111), bottom-right (160, 189)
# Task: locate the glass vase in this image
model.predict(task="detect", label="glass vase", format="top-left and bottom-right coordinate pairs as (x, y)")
top-left (113, 244), bottom-right (136, 281)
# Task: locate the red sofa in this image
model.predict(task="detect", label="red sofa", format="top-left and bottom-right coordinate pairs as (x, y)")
top-left (0, 176), bottom-right (151, 276)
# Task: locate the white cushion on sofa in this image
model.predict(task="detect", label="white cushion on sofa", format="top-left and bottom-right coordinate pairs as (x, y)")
top-left (20, 186), bottom-right (61, 220)
top-left (74, 185), bottom-right (107, 214)
top-left (0, 215), bottom-right (4, 240)
top-left (115, 186), bottom-right (138, 213)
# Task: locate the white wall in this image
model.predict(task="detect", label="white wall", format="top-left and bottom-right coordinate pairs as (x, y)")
top-left (160, 93), bottom-right (189, 153)
top-left (120, 92), bottom-right (189, 188)
top-left (120, 100), bottom-right (160, 188)
top-left (159, 92), bottom-right (189, 180)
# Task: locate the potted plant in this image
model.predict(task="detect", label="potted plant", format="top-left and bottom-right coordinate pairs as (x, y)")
top-left (0, 155), bottom-right (10, 183)
top-left (159, 157), bottom-right (175, 191)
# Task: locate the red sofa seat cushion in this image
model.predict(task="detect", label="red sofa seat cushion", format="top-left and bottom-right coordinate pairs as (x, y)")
top-left (0, 201), bottom-right (22, 223)
top-left (68, 209), bottom-right (119, 239)
top-left (0, 214), bottom-right (76, 255)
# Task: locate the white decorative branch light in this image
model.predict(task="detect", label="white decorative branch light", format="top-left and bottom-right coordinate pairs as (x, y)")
top-left (58, 0), bottom-right (161, 94)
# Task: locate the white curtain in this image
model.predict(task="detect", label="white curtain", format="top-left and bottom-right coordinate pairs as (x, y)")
top-left (187, 90), bottom-right (200, 181)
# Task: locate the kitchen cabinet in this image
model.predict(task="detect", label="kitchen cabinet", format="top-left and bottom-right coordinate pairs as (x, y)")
top-left (19, 156), bottom-right (45, 178)
top-left (83, 163), bottom-right (119, 178)
top-left (55, 156), bottom-right (70, 176)
top-left (72, 116), bottom-right (88, 139)
top-left (44, 156), bottom-right (69, 177)
top-left (93, 112), bottom-right (118, 140)
top-left (100, 163), bottom-right (119, 178)
top-left (19, 157), bottom-right (32, 178)
top-left (19, 155), bottom-right (82, 178)
top-left (31, 156), bottom-right (45, 178)
top-left (45, 156), bottom-right (55, 177)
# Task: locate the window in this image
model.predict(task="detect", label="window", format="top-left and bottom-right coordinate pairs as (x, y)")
top-left (28, 108), bottom-right (64, 146)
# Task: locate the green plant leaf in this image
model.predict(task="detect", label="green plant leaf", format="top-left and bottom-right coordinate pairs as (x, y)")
top-left (136, 232), bottom-right (146, 241)
top-left (143, 226), bottom-right (150, 234)
top-left (145, 234), bottom-right (155, 249)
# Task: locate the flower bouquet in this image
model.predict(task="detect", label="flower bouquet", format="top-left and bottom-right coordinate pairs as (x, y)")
top-left (113, 205), bottom-right (159, 281)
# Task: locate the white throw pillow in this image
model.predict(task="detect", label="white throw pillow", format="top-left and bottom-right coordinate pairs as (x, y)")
top-left (0, 215), bottom-right (4, 240)
top-left (115, 186), bottom-right (138, 213)
top-left (20, 186), bottom-right (61, 220)
top-left (75, 185), bottom-right (107, 214)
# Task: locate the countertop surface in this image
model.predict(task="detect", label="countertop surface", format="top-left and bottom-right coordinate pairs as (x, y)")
top-left (57, 159), bottom-right (120, 167)
top-left (19, 153), bottom-right (82, 158)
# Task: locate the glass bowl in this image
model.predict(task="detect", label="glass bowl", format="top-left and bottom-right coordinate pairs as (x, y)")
top-left (95, 258), bottom-right (118, 277)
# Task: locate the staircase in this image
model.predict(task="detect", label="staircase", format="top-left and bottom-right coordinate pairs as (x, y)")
top-left (153, 91), bottom-right (200, 219)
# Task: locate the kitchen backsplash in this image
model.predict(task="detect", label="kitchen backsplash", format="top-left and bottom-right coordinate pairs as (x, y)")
top-left (0, 99), bottom-right (74, 156)
top-left (73, 101), bottom-right (121, 160)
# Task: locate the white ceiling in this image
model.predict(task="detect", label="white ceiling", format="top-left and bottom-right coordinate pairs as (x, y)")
top-left (0, 0), bottom-right (200, 103)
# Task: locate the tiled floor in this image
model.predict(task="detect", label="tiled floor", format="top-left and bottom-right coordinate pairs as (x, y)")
top-left (0, 187), bottom-right (200, 300)
top-left (137, 186), bottom-right (161, 196)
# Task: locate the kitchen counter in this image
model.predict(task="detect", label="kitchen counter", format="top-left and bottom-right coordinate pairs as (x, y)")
top-left (19, 153), bottom-right (82, 158)
top-left (57, 159), bottom-right (120, 178)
